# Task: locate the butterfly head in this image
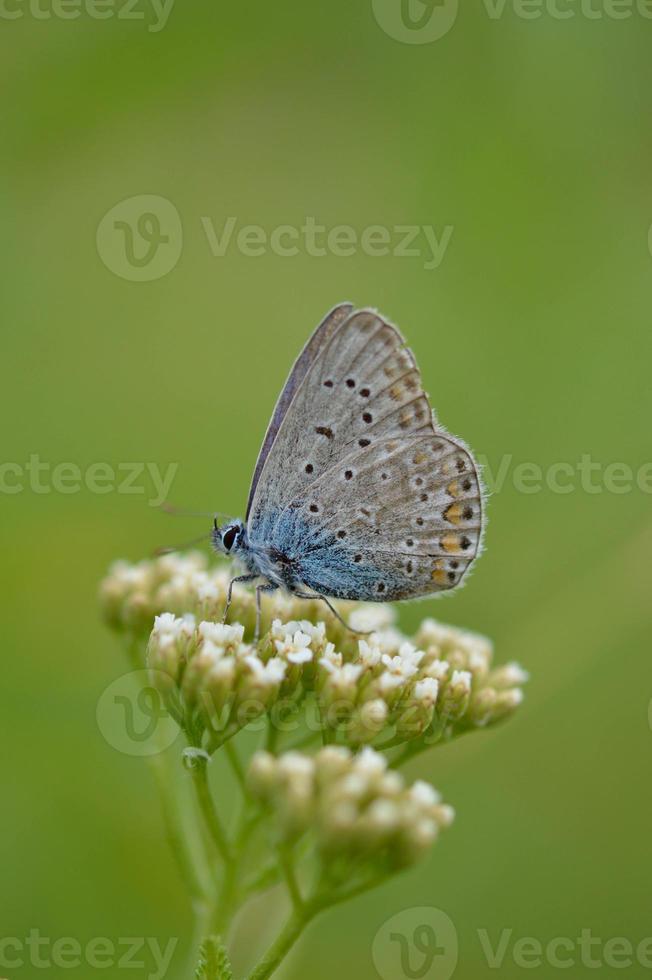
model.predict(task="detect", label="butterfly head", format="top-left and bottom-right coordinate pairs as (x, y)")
top-left (212, 517), bottom-right (245, 555)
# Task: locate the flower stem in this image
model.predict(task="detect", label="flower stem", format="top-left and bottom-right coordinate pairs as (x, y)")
top-left (245, 907), bottom-right (318, 980)
top-left (149, 751), bottom-right (212, 905)
top-left (224, 740), bottom-right (249, 797)
top-left (190, 760), bottom-right (233, 865)
top-left (279, 847), bottom-right (304, 912)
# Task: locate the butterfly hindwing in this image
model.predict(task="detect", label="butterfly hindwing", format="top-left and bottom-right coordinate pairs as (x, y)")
top-left (286, 433), bottom-right (482, 599)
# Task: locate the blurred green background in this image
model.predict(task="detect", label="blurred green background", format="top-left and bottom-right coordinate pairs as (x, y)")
top-left (2, 1), bottom-right (652, 977)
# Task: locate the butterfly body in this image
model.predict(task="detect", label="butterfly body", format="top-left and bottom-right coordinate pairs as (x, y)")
top-left (213, 304), bottom-right (485, 627)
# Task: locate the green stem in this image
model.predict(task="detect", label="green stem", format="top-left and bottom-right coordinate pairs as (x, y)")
top-left (245, 906), bottom-right (319, 980)
top-left (191, 761), bottom-right (233, 865)
top-left (225, 740), bottom-right (249, 797)
top-left (265, 717), bottom-right (279, 753)
top-left (245, 871), bottom-right (390, 980)
top-left (149, 752), bottom-right (212, 905)
top-left (279, 848), bottom-right (303, 912)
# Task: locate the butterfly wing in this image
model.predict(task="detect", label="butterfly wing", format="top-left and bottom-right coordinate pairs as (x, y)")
top-left (245, 302), bottom-right (353, 519)
top-left (247, 308), bottom-right (484, 600)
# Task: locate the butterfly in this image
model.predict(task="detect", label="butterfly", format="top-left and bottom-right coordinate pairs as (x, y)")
top-left (213, 304), bottom-right (484, 635)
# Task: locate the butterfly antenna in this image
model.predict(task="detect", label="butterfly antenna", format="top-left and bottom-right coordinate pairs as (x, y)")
top-left (159, 502), bottom-right (222, 519)
top-left (152, 533), bottom-right (212, 558)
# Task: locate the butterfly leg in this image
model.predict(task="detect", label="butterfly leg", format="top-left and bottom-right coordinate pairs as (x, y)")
top-left (254, 582), bottom-right (279, 641)
top-left (223, 574), bottom-right (259, 623)
top-left (292, 590), bottom-right (372, 636)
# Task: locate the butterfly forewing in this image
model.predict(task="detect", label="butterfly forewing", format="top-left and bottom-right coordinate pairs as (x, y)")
top-left (247, 307), bottom-right (484, 600)
top-left (249, 311), bottom-right (428, 515)
top-left (245, 302), bottom-right (353, 519)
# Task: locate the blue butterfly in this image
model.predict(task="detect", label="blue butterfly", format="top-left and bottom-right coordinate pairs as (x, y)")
top-left (213, 304), bottom-right (484, 635)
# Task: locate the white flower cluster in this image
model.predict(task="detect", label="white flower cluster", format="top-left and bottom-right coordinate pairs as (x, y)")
top-left (104, 553), bottom-right (527, 748)
top-left (248, 746), bottom-right (454, 870)
top-left (414, 618), bottom-right (530, 728)
top-left (147, 613), bottom-right (294, 742)
top-left (100, 552), bottom-right (354, 640)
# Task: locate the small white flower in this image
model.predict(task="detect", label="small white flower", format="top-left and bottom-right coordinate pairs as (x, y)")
top-left (357, 637), bottom-right (382, 669)
top-left (327, 800), bottom-right (358, 831)
top-left (413, 677), bottom-right (440, 706)
top-left (200, 639), bottom-right (228, 665)
top-left (378, 670), bottom-right (407, 693)
top-left (436, 804), bottom-right (456, 828)
top-left (410, 817), bottom-right (438, 847)
top-left (340, 773), bottom-right (370, 799)
top-left (195, 578), bottom-right (221, 602)
top-left (359, 699), bottom-right (388, 725)
top-left (367, 798), bottom-right (400, 830)
top-left (324, 663), bottom-right (363, 688)
top-left (490, 662), bottom-right (530, 688)
top-left (209, 658), bottom-right (236, 683)
top-left (347, 604), bottom-right (396, 633)
top-left (410, 780), bottom-right (441, 808)
top-left (450, 669), bottom-right (472, 693)
top-left (199, 621), bottom-right (244, 646)
top-left (153, 612), bottom-right (179, 633)
top-left (244, 655), bottom-right (287, 686)
top-left (318, 649), bottom-right (343, 672)
top-left (248, 751), bottom-right (277, 794)
top-left (274, 629), bottom-right (314, 664)
top-left (315, 746), bottom-right (352, 780)
top-left (422, 659), bottom-right (450, 682)
top-left (378, 771), bottom-right (403, 796)
top-left (380, 654), bottom-right (419, 690)
top-left (278, 752), bottom-right (315, 780)
top-left (353, 747), bottom-right (387, 779)
top-left (373, 628), bottom-right (410, 655)
top-left (397, 642), bottom-right (425, 669)
top-left (153, 612), bottom-right (195, 639)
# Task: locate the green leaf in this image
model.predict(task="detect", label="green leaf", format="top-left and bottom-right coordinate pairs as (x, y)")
top-left (195, 936), bottom-right (233, 980)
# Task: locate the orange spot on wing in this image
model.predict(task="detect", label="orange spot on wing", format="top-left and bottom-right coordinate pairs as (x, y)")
top-left (444, 502), bottom-right (464, 526)
top-left (441, 533), bottom-right (461, 553)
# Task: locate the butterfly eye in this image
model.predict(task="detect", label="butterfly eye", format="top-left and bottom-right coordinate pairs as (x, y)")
top-left (222, 525), bottom-right (239, 552)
